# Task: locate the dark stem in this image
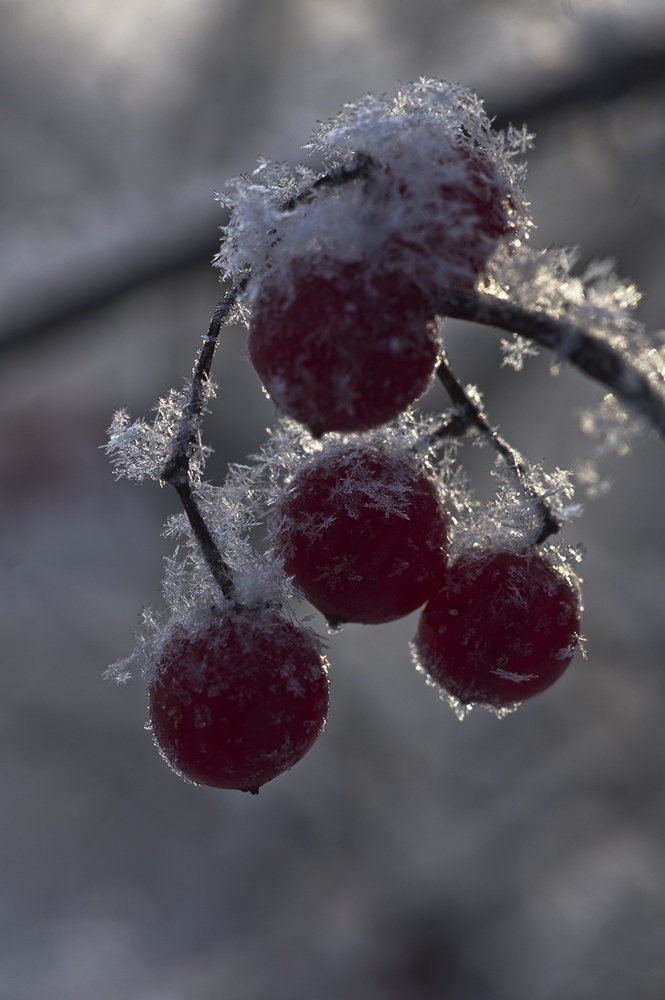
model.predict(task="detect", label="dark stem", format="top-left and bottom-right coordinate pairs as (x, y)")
top-left (172, 480), bottom-right (236, 600)
top-left (436, 353), bottom-right (560, 543)
top-left (280, 152), bottom-right (378, 212)
top-left (438, 289), bottom-right (665, 439)
top-left (161, 286), bottom-right (245, 600)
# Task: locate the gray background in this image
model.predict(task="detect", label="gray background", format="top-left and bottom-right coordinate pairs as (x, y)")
top-left (2, 1), bottom-right (665, 997)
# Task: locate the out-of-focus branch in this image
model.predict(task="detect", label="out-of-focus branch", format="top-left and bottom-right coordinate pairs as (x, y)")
top-left (490, 40), bottom-right (665, 132)
top-left (2, 38), bottom-right (664, 358)
top-left (0, 229), bottom-right (221, 360)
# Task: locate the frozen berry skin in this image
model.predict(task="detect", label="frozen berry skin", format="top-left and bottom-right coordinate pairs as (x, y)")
top-left (273, 446), bottom-right (448, 625)
top-left (416, 551), bottom-right (580, 708)
top-left (248, 258), bottom-right (439, 435)
top-left (148, 608), bottom-right (329, 792)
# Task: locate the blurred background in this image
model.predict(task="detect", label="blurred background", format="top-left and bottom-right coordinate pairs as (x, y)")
top-left (2, 1), bottom-right (665, 997)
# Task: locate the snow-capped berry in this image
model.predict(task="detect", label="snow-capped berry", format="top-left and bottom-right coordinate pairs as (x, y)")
top-left (377, 140), bottom-right (514, 296)
top-left (273, 444), bottom-right (448, 625)
top-left (248, 257), bottom-right (439, 435)
top-left (415, 550), bottom-right (580, 709)
top-left (148, 608), bottom-right (329, 792)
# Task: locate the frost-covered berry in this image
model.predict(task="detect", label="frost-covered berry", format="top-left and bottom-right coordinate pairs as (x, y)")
top-left (148, 608), bottom-right (329, 792)
top-left (415, 550), bottom-right (580, 709)
top-left (273, 444), bottom-right (448, 625)
top-left (248, 257), bottom-right (439, 434)
top-left (379, 141), bottom-right (514, 296)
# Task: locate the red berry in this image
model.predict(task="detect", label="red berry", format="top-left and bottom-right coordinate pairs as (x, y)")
top-left (148, 608), bottom-right (329, 792)
top-left (415, 550), bottom-right (580, 708)
top-left (273, 445), bottom-right (448, 625)
top-left (248, 258), bottom-right (439, 434)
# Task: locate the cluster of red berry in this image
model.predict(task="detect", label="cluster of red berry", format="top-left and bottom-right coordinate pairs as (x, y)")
top-left (143, 84), bottom-right (582, 793)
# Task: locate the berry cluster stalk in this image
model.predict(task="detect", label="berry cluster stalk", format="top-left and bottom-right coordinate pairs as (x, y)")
top-left (160, 286), bottom-right (244, 601)
top-left (160, 281), bottom-right (664, 585)
top-left (435, 352), bottom-right (560, 543)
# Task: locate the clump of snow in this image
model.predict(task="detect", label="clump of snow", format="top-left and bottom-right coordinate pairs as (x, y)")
top-left (215, 79), bottom-right (529, 304)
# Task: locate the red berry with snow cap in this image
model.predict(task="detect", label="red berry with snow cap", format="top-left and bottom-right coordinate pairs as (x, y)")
top-left (375, 136), bottom-right (515, 298)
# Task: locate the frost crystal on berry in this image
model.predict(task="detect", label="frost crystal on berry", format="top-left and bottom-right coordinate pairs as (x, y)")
top-left (271, 438), bottom-right (448, 624)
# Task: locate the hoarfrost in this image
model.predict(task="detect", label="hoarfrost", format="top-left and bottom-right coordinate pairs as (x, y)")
top-left (486, 247), bottom-right (643, 354)
top-left (105, 381), bottom-right (215, 484)
top-left (577, 392), bottom-right (649, 498)
top-left (448, 448), bottom-right (579, 559)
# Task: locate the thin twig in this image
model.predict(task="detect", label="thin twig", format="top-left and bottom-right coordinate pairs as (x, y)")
top-left (438, 289), bottom-right (665, 439)
top-left (161, 286), bottom-right (245, 600)
top-left (280, 153), bottom-right (378, 212)
top-left (435, 353), bottom-right (560, 543)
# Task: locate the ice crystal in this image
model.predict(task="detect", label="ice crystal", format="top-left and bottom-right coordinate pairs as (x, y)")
top-left (486, 247), bottom-right (642, 347)
top-left (409, 640), bottom-right (521, 720)
top-left (579, 393), bottom-right (646, 458)
top-left (500, 333), bottom-right (540, 370)
top-left (232, 411), bottom-right (451, 516)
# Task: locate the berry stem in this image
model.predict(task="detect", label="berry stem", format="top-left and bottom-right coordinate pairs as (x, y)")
top-left (439, 289), bottom-right (665, 439)
top-left (161, 285), bottom-right (245, 601)
top-left (280, 153), bottom-right (378, 212)
top-left (171, 479), bottom-right (236, 600)
top-left (435, 351), bottom-right (560, 543)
